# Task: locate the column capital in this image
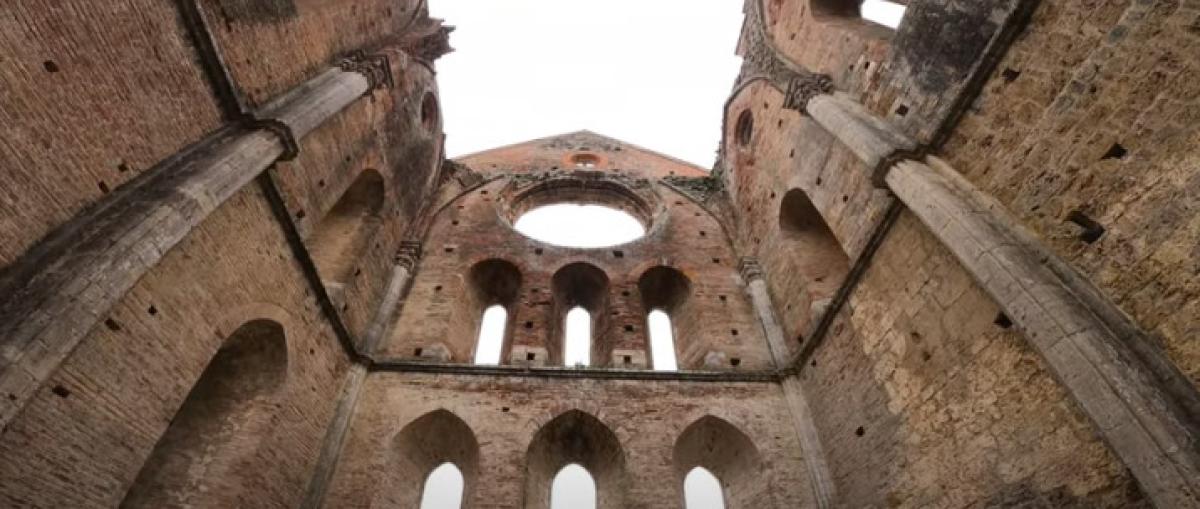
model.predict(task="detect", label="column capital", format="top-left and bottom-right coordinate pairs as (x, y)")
top-left (338, 50), bottom-right (394, 92)
top-left (394, 240), bottom-right (423, 269)
top-left (738, 257), bottom-right (765, 282)
top-left (784, 73), bottom-right (835, 115)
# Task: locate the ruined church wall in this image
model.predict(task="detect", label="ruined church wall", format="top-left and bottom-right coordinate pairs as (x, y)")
top-left (0, 0), bottom-right (223, 268)
top-left (798, 212), bottom-right (1147, 507)
top-left (383, 173), bottom-right (773, 370)
top-left (0, 182), bottom-right (350, 508)
top-left (324, 373), bottom-right (814, 508)
top-left (935, 0), bottom-right (1200, 388)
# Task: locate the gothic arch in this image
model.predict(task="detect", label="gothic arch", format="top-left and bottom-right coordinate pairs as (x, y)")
top-left (550, 262), bottom-right (612, 366)
top-left (673, 416), bottom-right (766, 509)
top-left (374, 409), bottom-right (480, 508)
top-left (307, 168), bottom-right (385, 299)
top-left (637, 266), bottom-right (694, 368)
top-left (453, 258), bottom-right (523, 363)
top-left (524, 409), bottom-right (628, 509)
top-left (121, 319), bottom-right (289, 507)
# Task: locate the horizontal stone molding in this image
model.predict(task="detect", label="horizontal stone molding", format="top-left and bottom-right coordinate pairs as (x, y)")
top-left (369, 360), bottom-right (781, 383)
top-left (0, 64), bottom-right (374, 430)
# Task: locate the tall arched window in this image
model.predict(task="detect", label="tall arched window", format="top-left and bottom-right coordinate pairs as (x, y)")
top-left (121, 320), bottom-right (287, 507)
top-left (639, 266), bottom-right (692, 369)
top-left (684, 467), bottom-right (726, 509)
top-left (647, 309), bottom-right (678, 371)
top-left (564, 306), bottom-right (591, 367)
top-left (474, 304), bottom-right (508, 365)
top-left (420, 462), bottom-right (465, 509)
top-left (551, 464), bottom-right (597, 509)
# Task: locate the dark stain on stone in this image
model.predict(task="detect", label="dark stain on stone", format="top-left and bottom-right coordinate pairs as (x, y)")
top-left (896, 2), bottom-right (1005, 93)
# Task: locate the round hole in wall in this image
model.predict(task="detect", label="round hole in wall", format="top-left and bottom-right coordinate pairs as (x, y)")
top-left (514, 204), bottom-right (644, 248)
top-left (735, 110), bottom-right (754, 147)
top-left (420, 92), bottom-right (439, 132)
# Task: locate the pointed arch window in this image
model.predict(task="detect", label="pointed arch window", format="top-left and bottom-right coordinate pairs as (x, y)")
top-left (564, 306), bottom-right (591, 367)
top-left (647, 309), bottom-right (678, 371)
top-left (551, 463), bottom-right (597, 509)
top-left (419, 462), bottom-right (464, 509)
top-left (684, 467), bottom-right (725, 509)
top-left (473, 304), bottom-right (508, 365)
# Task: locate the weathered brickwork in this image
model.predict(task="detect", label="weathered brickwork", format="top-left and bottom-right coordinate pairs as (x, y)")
top-left (799, 212), bottom-right (1147, 507)
top-left (0, 0), bottom-right (223, 268)
top-left (0, 183), bottom-right (350, 507)
top-left (384, 132), bottom-right (773, 370)
top-left (938, 0), bottom-right (1200, 388)
top-left (1, 0), bottom-right (1197, 507)
top-left (325, 373), bottom-right (814, 508)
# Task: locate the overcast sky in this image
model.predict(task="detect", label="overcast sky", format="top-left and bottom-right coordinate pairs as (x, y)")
top-left (428, 0), bottom-right (745, 168)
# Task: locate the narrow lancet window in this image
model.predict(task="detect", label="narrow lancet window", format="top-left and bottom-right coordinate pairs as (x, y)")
top-left (564, 306), bottom-right (591, 367)
top-left (684, 467), bottom-right (725, 509)
top-left (648, 309), bottom-right (678, 371)
top-left (551, 463), bottom-right (596, 509)
top-left (419, 462), bottom-right (464, 509)
top-left (473, 305), bottom-right (507, 365)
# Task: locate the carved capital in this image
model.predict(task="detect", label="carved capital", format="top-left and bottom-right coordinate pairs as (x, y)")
top-left (395, 240), bottom-right (423, 270)
top-left (738, 257), bottom-right (765, 282)
top-left (784, 73), bottom-right (835, 115)
top-left (401, 18), bottom-right (455, 63)
top-left (339, 50), bottom-right (394, 92)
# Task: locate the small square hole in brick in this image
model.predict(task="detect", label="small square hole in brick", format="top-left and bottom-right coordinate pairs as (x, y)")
top-left (624, 325), bottom-right (634, 332)
top-left (731, 329), bottom-right (739, 336)
top-left (895, 104), bottom-right (909, 117)
top-left (612, 250), bottom-right (624, 258)
top-left (730, 358), bottom-right (741, 367)
top-left (718, 295), bottom-right (727, 302)
top-left (535, 248), bottom-right (544, 255)
top-left (623, 355), bottom-right (632, 365)
top-left (525, 321), bottom-right (534, 329)
top-left (526, 352), bottom-right (536, 361)
top-left (414, 348), bottom-right (423, 356)
top-left (994, 313), bottom-right (1013, 329)
top-left (444, 246), bottom-right (455, 253)
top-left (711, 258), bottom-right (721, 264)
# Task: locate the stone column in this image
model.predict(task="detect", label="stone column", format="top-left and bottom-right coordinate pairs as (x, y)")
top-left (884, 157), bottom-right (1200, 506)
top-left (794, 82), bottom-right (1200, 505)
top-left (300, 240), bottom-right (421, 508)
top-left (0, 54), bottom-right (390, 430)
top-left (739, 258), bottom-right (836, 508)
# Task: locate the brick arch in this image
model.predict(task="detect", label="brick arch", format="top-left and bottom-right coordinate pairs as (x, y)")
top-left (673, 415), bottom-right (767, 509)
top-left (449, 258), bottom-right (523, 363)
top-left (373, 409), bottom-right (481, 508)
top-left (637, 266), bottom-right (694, 369)
top-left (523, 409), bottom-right (628, 509)
top-left (121, 317), bottom-right (289, 507)
top-left (550, 262), bottom-right (613, 366)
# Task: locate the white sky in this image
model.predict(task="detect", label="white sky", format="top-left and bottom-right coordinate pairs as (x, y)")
top-left (428, 0), bottom-right (745, 167)
top-left (514, 204), bottom-right (645, 248)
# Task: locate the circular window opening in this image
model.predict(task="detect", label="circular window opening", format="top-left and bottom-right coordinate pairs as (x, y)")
top-left (420, 92), bottom-right (439, 132)
top-left (514, 204), bottom-right (644, 248)
top-left (570, 153), bottom-right (601, 168)
top-left (735, 110), bottom-right (754, 147)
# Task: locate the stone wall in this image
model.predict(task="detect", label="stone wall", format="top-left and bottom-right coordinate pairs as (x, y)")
top-left (324, 373), bottom-right (814, 508)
